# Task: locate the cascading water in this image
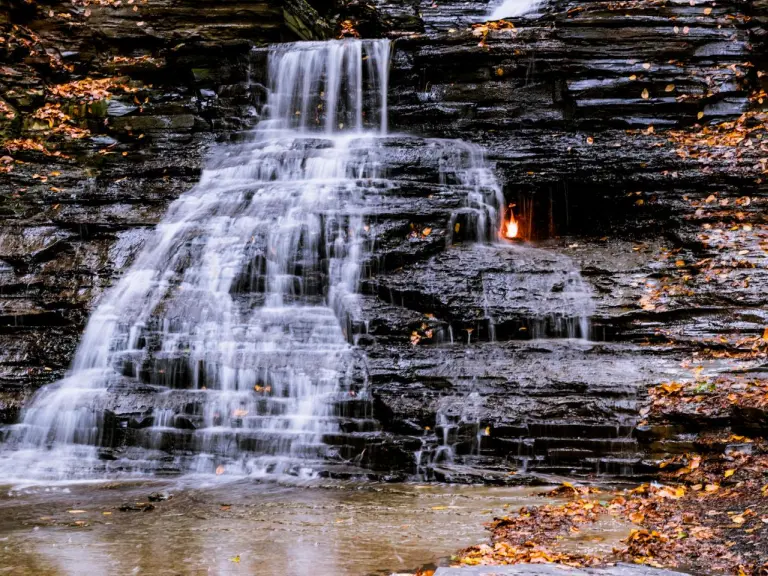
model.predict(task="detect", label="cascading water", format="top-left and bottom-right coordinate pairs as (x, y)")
top-left (0, 37), bottom-right (593, 483)
top-left (0, 40), bottom-right (391, 481)
top-left (488, 0), bottom-right (541, 20)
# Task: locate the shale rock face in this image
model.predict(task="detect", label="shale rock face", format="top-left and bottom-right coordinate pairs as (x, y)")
top-left (1, 0), bottom-right (767, 479)
top-left (0, 0), bottom-right (325, 421)
top-left (366, 0), bottom-right (768, 478)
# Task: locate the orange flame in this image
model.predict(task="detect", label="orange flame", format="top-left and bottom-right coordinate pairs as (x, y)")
top-left (504, 213), bottom-right (519, 239)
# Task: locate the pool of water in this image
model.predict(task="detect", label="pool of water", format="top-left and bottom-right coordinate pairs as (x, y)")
top-left (0, 478), bottom-right (631, 575)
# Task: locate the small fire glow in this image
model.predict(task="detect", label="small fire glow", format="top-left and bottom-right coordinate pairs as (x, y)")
top-left (504, 213), bottom-right (519, 239)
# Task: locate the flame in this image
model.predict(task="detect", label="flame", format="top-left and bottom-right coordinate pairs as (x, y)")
top-left (504, 213), bottom-right (519, 239)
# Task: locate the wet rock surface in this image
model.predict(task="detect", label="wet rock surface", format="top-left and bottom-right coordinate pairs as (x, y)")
top-left (0, 0), bottom-right (324, 419)
top-left (1, 0), bottom-right (767, 481)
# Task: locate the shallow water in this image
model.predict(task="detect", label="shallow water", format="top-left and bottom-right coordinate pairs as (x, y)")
top-left (0, 480), bottom-right (631, 576)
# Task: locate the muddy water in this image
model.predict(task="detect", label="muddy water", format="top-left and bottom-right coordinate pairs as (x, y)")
top-left (0, 480), bottom-right (630, 575)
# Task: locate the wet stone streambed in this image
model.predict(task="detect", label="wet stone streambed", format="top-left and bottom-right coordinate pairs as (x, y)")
top-left (0, 480), bottom-right (633, 576)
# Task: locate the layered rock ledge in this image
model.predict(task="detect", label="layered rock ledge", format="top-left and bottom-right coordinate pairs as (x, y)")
top-left (1, 0), bottom-right (767, 479)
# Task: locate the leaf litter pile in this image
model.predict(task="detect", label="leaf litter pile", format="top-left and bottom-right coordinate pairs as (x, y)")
top-left (452, 373), bottom-right (768, 574)
top-left (455, 452), bottom-right (768, 574)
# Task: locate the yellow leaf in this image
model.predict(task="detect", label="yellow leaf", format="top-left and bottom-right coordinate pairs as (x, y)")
top-left (641, 88), bottom-right (650, 99)
top-left (454, 222), bottom-right (460, 233)
top-left (762, 327), bottom-right (768, 341)
top-left (724, 469), bottom-right (736, 478)
top-left (703, 7), bottom-right (712, 14)
top-left (697, 111), bottom-right (704, 120)
top-left (629, 511), bottom-right (645, 524)
top-left (68, 510), bottom-right (87, 514)
top-left (705, 194), bottom-right (716, 203)
top-left (432, 506), bottom-right (447, 510)
top-left (422, 227), bottom-right (432, 237)
top-left (665, 84), bottom-right (675, 92)
top-left (229, 556), bottom-right (240, 563)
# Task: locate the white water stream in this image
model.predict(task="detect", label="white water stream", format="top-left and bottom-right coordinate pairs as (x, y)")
top-left (0, 41), bottom-right (392, 480)
top-left (488, 0), bottom-right (541, 20)
top-left (0, 38), bottom-right (591, 482)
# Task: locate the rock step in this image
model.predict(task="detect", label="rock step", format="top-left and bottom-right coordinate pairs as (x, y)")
top-left (121, 427), bottom-right (385, 459)
top-left (491, 436), bottom-right (639, 457)
top-left (496, 422), bottom-right (637, 439)
top-left (129, 414), bottom-right (382, 434)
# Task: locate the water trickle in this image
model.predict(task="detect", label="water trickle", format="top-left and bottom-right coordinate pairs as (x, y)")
top-left (0, 40), bottom-right (391, 481)
top-left (0, 36), bottom-right (595, 483)
top-left (488, 0), bottom-right (541, 20)
top-left (439, 140), bottom-right (504, 245)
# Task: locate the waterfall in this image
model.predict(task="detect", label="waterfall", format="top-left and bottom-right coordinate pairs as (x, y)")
top-left (488, 0), bottom-right (541, 20)
top-left (0, 37), bottom-right (592, 483)
top-left (0, 40), bottom-right (391, 481)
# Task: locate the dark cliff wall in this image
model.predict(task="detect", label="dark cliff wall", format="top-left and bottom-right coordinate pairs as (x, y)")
top-left (0, 0), bottom-right (327, 421)
top-left (1, 0), bottom-right (766, 478)
top-left (369, 0), bottom-right (768, 477)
